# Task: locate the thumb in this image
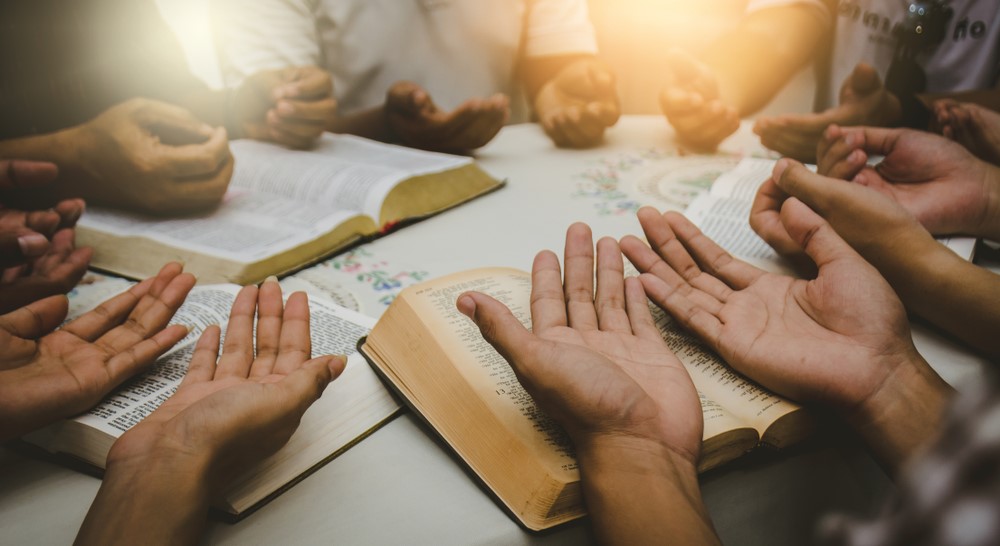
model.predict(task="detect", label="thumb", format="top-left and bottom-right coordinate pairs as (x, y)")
top-left (771, 158), bottom-right (857, 218)
top-left (457, 291), bottom-right (539, 378)
top-left (0, 229), bottom-right (50, 268)
top-left (778, 197), bottom-right (859, 269)
top-left (849, 63), bottom-right (883, 95)
top-left (0, 160), bottom-right (59, 191)
top-left (139, 101), bottom-right (215, 143)
top-left (0, 294), bottom-right (69, 339)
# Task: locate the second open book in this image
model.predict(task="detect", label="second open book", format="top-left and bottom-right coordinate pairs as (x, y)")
top-left (360, 266), bottom-right (813, 531)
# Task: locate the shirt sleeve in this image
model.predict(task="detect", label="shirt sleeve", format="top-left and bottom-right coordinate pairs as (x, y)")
top-left (210, 0), bottom-right (322, 86)
top-left (522, 0), bottom-right (599, 58)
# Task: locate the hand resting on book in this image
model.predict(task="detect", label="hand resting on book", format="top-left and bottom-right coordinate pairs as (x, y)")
top-left (75, 277), bottom-right (347, 546)
top-left (0, 263), bottom-right (193, 441)
top-left (621, 203), bottom-right (952, 473)
top-left (457, 223), bottom-right (719, 546)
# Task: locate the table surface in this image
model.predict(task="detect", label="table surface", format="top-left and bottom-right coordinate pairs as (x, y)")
top-left (0, 116), bottom-right (991, 546)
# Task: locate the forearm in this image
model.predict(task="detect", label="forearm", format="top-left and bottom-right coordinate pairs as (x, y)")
top-left (702, 6), bottom-right (829, 115)
top-left (76, 457), bottom-right (213, 546)
top-left (520, 53), bottom-right (594, 104)
top-left (326, 106), bottom-right (394, 142)
top-left (577, 436), bottom-right (719, 546)
top-left (877, 238), bottom-right (1000, 358)
top-left (846, 350), bottom-right (953, 476)
top-left (0, 129), bottom-right (84, 167)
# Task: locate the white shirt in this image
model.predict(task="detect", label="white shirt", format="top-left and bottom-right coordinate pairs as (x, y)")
top-left (747, 0), bottom-right (1000, 109)
top-left (212, 0), bottom-right (598, 119)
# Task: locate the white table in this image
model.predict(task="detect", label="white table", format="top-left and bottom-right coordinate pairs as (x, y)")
top-left (0, 116), bottom-right (991, 545)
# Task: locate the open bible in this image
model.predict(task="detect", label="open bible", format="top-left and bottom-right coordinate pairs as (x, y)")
top-left (359, 268), bottom-right (812, 531)
top-left (686, 158), bottom-right (978, 272)
top-left (23, 284), bottom-right (400, 521)
top-left (77, 135), bottom-right (503, 284)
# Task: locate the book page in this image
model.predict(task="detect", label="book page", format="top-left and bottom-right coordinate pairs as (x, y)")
top-left (80, 190), bottom-right (359, 263)
top-left (230, 134), bottom-right (470, 221)
top-left (70, 286), bottom-right (384, 439)
top-left (406, 269), bottom-right (578, 474)
top-left (649, 306), bottom-right (802, 436)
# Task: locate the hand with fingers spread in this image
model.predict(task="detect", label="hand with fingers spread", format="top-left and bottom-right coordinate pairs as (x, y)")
top-left (753, 63), bottom-right (902, 162)
top-left (457, 223), bottom-right (717, 546)
top-left (0, 263), bottom-right (194, 441)
top-left (534, 59), bottom-right (621, 149)
top-left (751, 159), bottom-right (1000, 358)
top-left (621, 205), bottom-right (952, 472)
top-left (0, 227), bottom-right (91, 313)
top-left (232, 66), bottom-right (337, 149)
top-left (659, 49), bottom-right (740, 152)
top-left (384, 81), bottom-right (509, 153)
top-left (933, 99), bottom-right (1000, 165)
top-left (814, 124), bottom-right (1000, 240)
top-left (76, 277), bottom-right (346, 546)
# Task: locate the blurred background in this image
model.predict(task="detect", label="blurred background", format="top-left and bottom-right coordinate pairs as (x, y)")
top-left (156, 0), bottom-right (815, 118)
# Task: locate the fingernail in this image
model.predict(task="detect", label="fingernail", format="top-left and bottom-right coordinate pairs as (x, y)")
top-left (278, 102), bottom-right (294, 115)
top-left (18, 233), bottom-right (48, 256)
top-left (849, 149), bottom-right (864, 163)
top-left (264, 275), bottom-right (279, 284)
top-left (772, 158), bottom-right (789, 183)
top-left (456, 295), bottom-right (476, 318)
top-left (843, 132), bottom-right (855, 147)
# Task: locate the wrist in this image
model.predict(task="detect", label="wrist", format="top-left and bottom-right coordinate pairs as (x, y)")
top-left (846, 348), bottom-right (952, 474)
top-left (977, 164), bottom-right (1000, 241)
top-left (575, 433), bottom-right (701, 500)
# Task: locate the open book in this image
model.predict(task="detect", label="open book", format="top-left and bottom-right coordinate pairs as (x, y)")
top-left (686, 158), bottom-right (978, 272)
top-left (77, 135), bottom-right (503, 284)
top-left (359, 268), bottom-right (812, 531)
top-left (23, 284), bottom-right (401, 521)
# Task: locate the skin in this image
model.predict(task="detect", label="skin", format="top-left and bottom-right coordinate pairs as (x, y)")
top-left (0, 228), bottom-right (91, 314)
top-left (0, 98), bottom-right (234, 215)
top-left (750, 159), bottom-right (1000, 358)
top-left (75, 279), bottom-right (346, 546)
top-left (527, 57), bottom-right (621, 149)
top-left (0, 263), bottom-right (194, 441)
top-left (328, 80), bottom-right (509, 153)
top-left (329, 56), bottom-right (619, 152)
top-left (814, 125), bottom-right (1000, 240)
top-left (226, 66), bottom-right (338, 150)
top-left (457, 223), bottom-right (718, 545)
top-left (659, 5), bottom-right (830, 151)
top-left (621, 205), bottom-right (953, 473)
top-left (754, 63), bottom-right (903, 162)
top-left (933, 99), bottom-right (1000, 166)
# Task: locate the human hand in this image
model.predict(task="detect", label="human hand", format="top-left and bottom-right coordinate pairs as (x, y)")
top-left (754, 63), bottom-right (902, 162)
top-left (0, 228), bottom-right (91, 313)
top-left (384, 81), bottom-right (508, 153)
top-left (933, 99), bottom-right (1000, 165)
top-left (232, 66), bottom-right (337, 149)
top-left (457, 223), bottom-right (701, 463)
top-left (105, 279), bottom-right (345, 496)
top-left (67, 98), bottom-right (233, 215)
top-left (535, 59), bottom-right (621, 148)
top-left (815, 124), bottom-right (999, 239)
top-left (0, 159), bottom-right (85, 267)
top-left (623, 203), bottom-right (942, 416)
top-left (0, 263), bottom-right (194, 441)
top-left (659, 49), bottom-right (740, 152)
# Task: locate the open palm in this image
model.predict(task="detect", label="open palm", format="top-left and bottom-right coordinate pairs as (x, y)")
top-left (621, 205), bottom-right (917, 414)
top-left (0, 263), bottom-right (194, 440)
top-left (459, 223), bottom-right (702, 462)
